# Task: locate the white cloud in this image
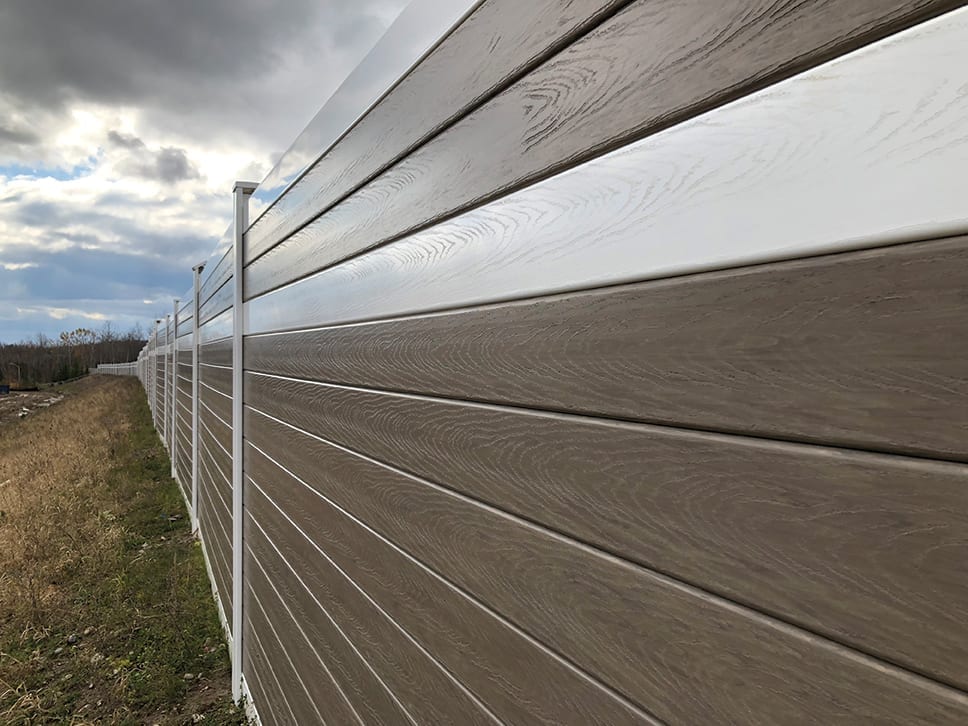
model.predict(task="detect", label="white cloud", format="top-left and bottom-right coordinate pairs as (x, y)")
top-left (1, 262), bottom-right (38, 271)
top-left (16, 305), bottom-right (107, 321)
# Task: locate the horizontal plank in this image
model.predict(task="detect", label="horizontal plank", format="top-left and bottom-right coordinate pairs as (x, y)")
top-left (246, 375), bottom-right (968, 688)
top-left (198, 487), bottom-right (232, 621)
top-left (199, 364), bottom-right (232, 398)
top-left (243, 0), bottom-right (965, 299)
top-left (242, 605), bottom-right (293, 726)
top-left (248, 0), bottom-right (480, 214)
top-left (249, 5), bottom-right (968, 330)
top-left (174, 427), bottom-right (191, 468)
top-left (198, 306), bottom-right (232, 344)
top-left (199, 403), bottom-right (231, 454)
top-left (198, 434), bottom-right (232, 516)
top-left (247, 237), bottom-right (968, 461)
top-left (244, 578), bottom-right (328, 724)
top-left (199, 338), bottom-right (232, 367)
top-left (246, 536), bottom-right (410, 724)
top-left (245, 473), bottom-right (645, 725)
top-left (244, 429), bottom-right (968, 723)
top-left (198, 483), bottom-right (232, 595)
top-left (246, 496), bottom-right (503, 725)
top-left (199, 382), bottom-right (232, 427)
top-left (175, 388), bottom-right (191, 417)
top-left (199, 277), bottom-right (233, 326)
top-left (200, 246), bottom-right (232, 306)
top-left (245, 0), bottom-right (630, 262)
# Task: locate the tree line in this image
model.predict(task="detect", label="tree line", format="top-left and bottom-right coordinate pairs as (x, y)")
top-left (0, 323), bottom-right (146, 386)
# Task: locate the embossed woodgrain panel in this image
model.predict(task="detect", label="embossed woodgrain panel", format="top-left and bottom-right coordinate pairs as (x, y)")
top-left (245, 531), bottom-right (415, 724)
top-left (245, 375), bottom-right (968, 688)
top-left (246, 238), bottom-right (968, 461)
top-left (246, 468), bottom-right (650, 725)
top-left (245, 444), bottom-right (968, 724)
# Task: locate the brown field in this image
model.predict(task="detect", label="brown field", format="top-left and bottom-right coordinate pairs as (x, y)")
top-left (0, 376), bottom-right (242, 725)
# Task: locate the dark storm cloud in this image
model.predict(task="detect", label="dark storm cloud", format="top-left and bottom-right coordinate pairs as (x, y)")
top-left (0, 125), bottom-right (40, 146)
top-left (109, 130), bottom-right (201, 183)
top-left (106, 130), bottom-right (146, 150)
top-left (0, 0), bottom-right (403, 147)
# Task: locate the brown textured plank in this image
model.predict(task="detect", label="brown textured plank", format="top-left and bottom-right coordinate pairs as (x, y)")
top-left (246, 534), bottom-right (413, 725)
top-left (244, 489), bottom-right (501, 725)
top-left (198, 437), bottom-right (231, 521)
top-left (245, 0), bottom-right (631, 263)
top-left (199, 403), bottom-right (232, 454)
top-left (243, 603), bottom-right (296, 726)
top-left (199, 363), bottom-right (231, 398)
top-left (243, 0), bottom-right (961, 297)
top-left (198, 489), bottom-right (232, 624)
top-left (199, 382), bottom-right (232, 428)
top-left (246, 374), bottom-right (968, 688)
top-left (176, 389), bottom-right (191, 419)
top-left (246, 478), bottom-right (651, 724)
top-left (199, 338), bottom-right (232, 368)
top-left (247, 237), bottom-right (968, 460)
top-left (244, 427), bottom-right (968, 723)
top-left (245, 573), bottom-right (330, 724)
top-left (199, 513), bottom-right (230, 615)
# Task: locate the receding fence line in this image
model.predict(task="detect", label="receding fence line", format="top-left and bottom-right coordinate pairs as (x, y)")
top-left (95, 2), bottom-right (968, 724)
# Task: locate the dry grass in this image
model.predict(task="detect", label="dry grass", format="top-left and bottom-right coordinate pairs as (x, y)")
top-left (0, 376), bottom-right (242, 725)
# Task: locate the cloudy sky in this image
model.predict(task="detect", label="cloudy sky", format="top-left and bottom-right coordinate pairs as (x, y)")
top-left (0, 0), bottom-right (408, 342)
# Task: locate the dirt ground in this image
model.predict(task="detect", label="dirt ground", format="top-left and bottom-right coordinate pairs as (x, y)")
top-left (0, 388), bottom-right (69, 428)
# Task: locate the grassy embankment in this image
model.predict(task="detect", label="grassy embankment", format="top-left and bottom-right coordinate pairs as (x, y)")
top-left (0, 376), bottom-right (242, 725)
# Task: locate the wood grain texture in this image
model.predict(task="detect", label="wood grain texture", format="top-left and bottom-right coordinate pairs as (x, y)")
top-left (243, 0), bottom-right (963, 298)
top-left (247, 5), bottom-right (968, 330)
top-left (198, 487), bottom-right (232, 623)
top-left (246, 375), bottom-right (968, 685)
top-left (199, 338), bottom-right (232, 368)
top-left (244, 427), bottom-right (968, 723)
top-left (198, 503), bottom-right (232, 628)
top-left (199, 403), bottom-right (232, 454)
top-left (243, 376), bottom-right (968, 687)
top-left (247, 237), bottom-right (968, 461)
top-left (198, 451), bottom-right (231, 547)
top-left (244, 576), bottom-right (331, 725)
top-left (199, 363), bottom-right (232, 398)
top-left (244, 488), bottom-right (502, 726)
top-left (198, 433), bottom-right (232, 517)
top-left (245, 0), bottom-right (630, 263)
top-left (199, 382), bottom-right (232, 428)
top-left (242, 605), bottom-right (295, 726)
top-left (246, 532), bottom-right (414, 725)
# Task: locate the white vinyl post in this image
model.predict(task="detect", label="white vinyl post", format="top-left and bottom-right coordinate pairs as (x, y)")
top-left (163, 314), bottom-right (170, 447)
top-left (191, 262), bottom-right (205, 533)
top-left (171, 299), bottom-right (179, 479)
top-left (149, 325), bottom-right (156, 419)
top-left (231, 180), bottom-right (257, 702)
